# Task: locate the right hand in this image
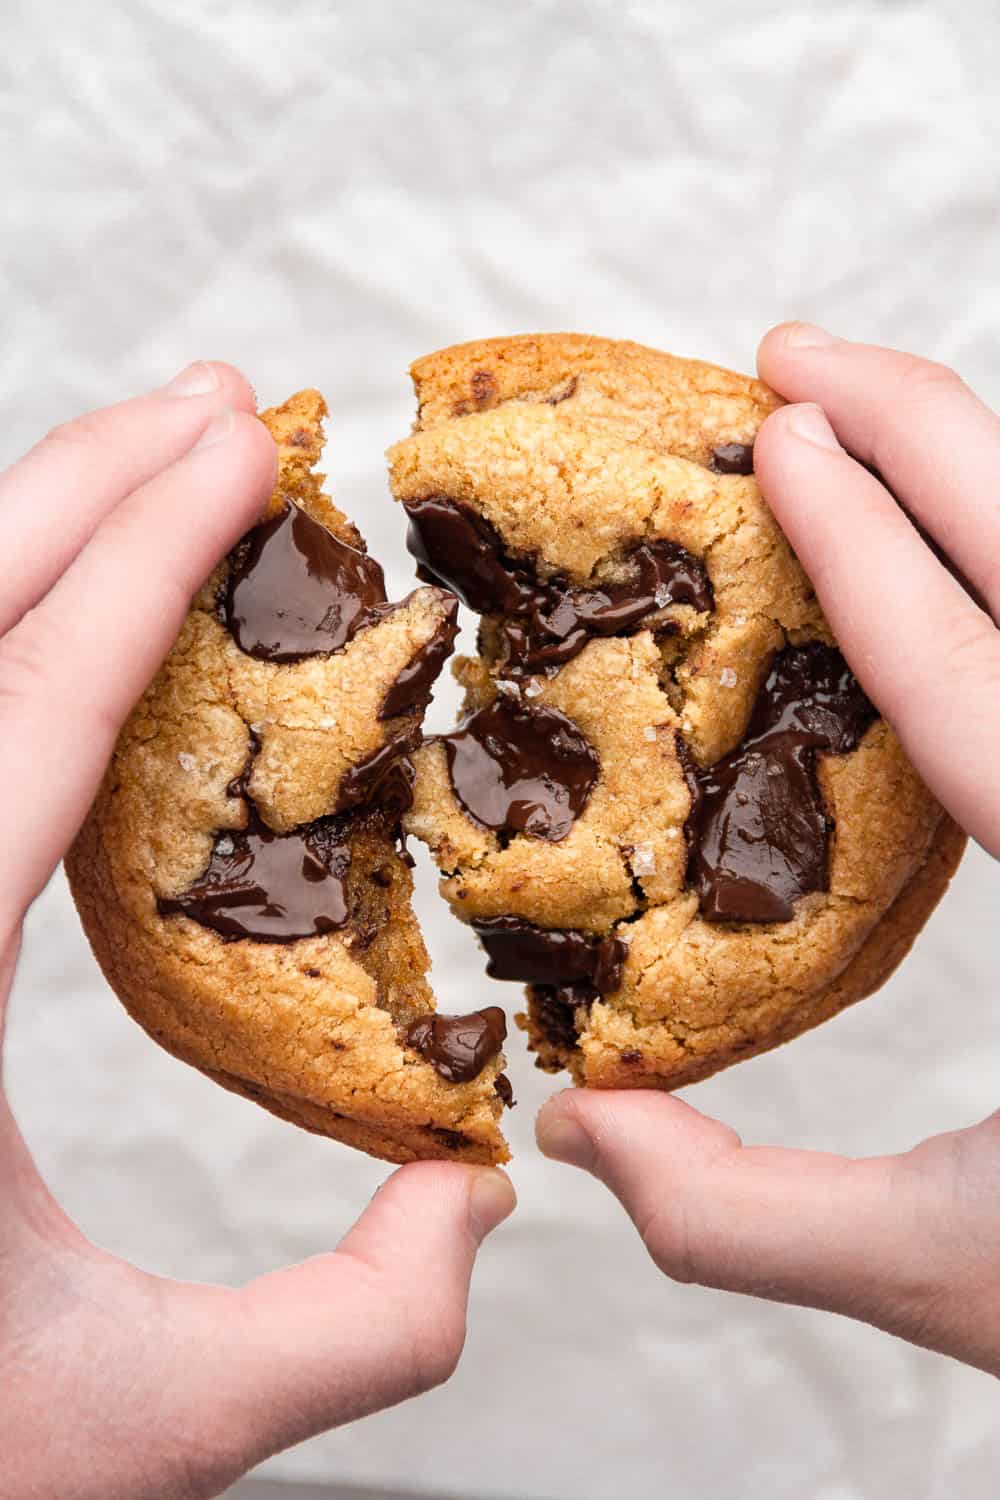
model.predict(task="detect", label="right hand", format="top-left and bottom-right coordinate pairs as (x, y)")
top-left (537, 325), bottom-right (1000, 1379)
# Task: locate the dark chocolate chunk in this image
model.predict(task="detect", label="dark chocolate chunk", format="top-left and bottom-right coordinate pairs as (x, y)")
top-left (378, 594), bottom-right (460, 719)
top-left (336, 732), bottom-right (419, 815)
top-left (429, 1127), bottom-right (474, 1151)
top-left (225, 729), bottom-right (261, 800)
top-left (452, 369), bottom-right (499, 416)
top-left (494, 1073), bottom-right (516, 1107)
top-left (225, 503), bottom-right (388, 662)
top-left (709, 442), bottom-right (755, 476)
top-left (471, 915), bottom-right (626, 993)
top-left (685, 643), bottom-right (876, 923)
top-left (442, 697), bottom-right (598, 842)
top-left (530, 983), bottom-right (595, 1048)
top-left (404, 496), bottom-right (542, 615)
top-left (158, 810), bottom-right (351, 942)
top-left (502, 541), bottom-right (713, 673)
top-left (403, 496), bottom-right (712, 672)
top-left (406, 1006), bottom-right (507, 1083)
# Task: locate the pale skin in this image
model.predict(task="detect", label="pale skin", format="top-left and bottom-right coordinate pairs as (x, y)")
top-left (0, 362), bottom-right (516, 1500)
top-left (2, 328), bottom-right (997, 1496)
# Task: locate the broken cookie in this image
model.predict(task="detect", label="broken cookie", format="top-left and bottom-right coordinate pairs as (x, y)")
top-left (389, 334), bottom-right (965, 1091)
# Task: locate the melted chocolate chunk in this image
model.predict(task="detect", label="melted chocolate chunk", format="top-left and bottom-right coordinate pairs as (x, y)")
top-left (686, 643), bottom-right (876, 923)
top-left (494, 1073), bottom-right (516, 1107)
top-left (225, 729), bottom-right (261, 800)
top-left (336, 734), bottom-right (419, 815)
top-left (225, 504), bottom-right (388, 662)
top-left (378, 594), bottom-right (460, 719)
top-left (404, 496), bottom-right (540, 614)
top-left (442, 697), bottom-right (598, 842)
top-left (159, 811), bottom-right (351, 942)
top-left (406, 1007), bottom-right (507, 1083)
top-left (530, 983), bottom-right (595, 1048)
top-left (403, 496), bottom-right (712, 672)
top-left (472, 915), bottom-right (625, 992)
top-left (502, 541), bottom-right (713, 673)
top-left (709, 442), bottom-right (755, 476)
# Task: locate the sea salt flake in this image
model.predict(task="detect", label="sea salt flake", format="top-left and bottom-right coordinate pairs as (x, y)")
top-left (682, 719), bottom-right (693, 733)
top-left (719, 667), bottom-right (738, 687)
top-left (733, 613), bottom-right (747, 627)
top-left (654, 584), bottom-right (672, 607)
top-left (643, 725), bottom-right (657, 742)
top-left (523, 678), bottom-right (542, 698)
top-left (631, 844), bottom-right (657, 876)
top-left (215, 835), bottom-right (235, 856)
top-left (178, 752), bottom-right (197, 772)
top-left (665, 827), bottom-right (680, 839)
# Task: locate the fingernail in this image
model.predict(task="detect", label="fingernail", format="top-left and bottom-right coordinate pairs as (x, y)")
top-left (192, 409), bottom-right (236, 450)
top-left (536, 1113), bottom-right (595, 1170)
top-left (467, 1169), bottom-right (517, 1242)
top-left (162, 361), bottom-right (221, 398)
top-left (781, 322), bottom-right (838, 350)
top-left (787, 402), bottom-right (841, 453)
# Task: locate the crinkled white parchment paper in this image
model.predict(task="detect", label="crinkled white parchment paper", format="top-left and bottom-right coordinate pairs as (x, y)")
top-left (5, 2), bottom-right (1000, 1495)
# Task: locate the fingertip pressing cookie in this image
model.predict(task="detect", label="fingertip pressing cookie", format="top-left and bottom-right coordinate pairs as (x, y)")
top-left (388, 334), bottom-right (965, 1092)
top-left (67, 391), bottom-right (513, 1165)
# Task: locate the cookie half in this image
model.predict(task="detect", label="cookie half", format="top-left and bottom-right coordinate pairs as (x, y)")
top-left (67, 392), bottom-right (513, 1164)
top-left (388, 333), bottom-right (965, 1090)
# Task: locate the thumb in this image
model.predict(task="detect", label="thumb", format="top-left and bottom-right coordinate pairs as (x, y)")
top-left (536, 1088), bottom-right (978, 1359)
top-left (206, 1161), bottom-right (515, 1469)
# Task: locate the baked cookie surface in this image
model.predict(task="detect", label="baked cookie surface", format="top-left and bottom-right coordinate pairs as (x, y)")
top-left (67, 391), bottom-right (513, 1165)
top-left (388, 334), bottom-right (965, 1089)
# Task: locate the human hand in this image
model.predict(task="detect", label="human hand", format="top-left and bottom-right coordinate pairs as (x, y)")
top-left (537, 324), bottom-right (1000, 1377)
top-left (0, 365), bottom-right (515, 1499)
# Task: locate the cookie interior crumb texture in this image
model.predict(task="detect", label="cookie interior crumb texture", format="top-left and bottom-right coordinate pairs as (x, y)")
top-left (66, 390), bottom-right (511, 1165)
top-left (387, 333), bottom-right (965, 1094)
top-left (67, 339), bottom-right (966, 1164)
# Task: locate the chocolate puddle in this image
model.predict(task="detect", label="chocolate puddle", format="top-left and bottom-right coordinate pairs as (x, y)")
top-left (158, 811), bottom-right (352, 942)
top-left (225, 503), bottom-right (388, 662)
top-left (441, 696), bottom-right (598, 842)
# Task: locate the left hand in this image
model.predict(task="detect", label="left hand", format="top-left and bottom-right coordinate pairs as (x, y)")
top-left (1, 363), bottom-right (515, 1500)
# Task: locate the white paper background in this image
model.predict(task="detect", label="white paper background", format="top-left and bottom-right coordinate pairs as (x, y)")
top-left (4, 2), bottom-right (1000, 1495)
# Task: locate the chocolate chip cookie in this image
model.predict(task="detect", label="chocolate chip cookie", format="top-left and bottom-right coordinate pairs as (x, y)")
top-left (67, 392), bottom-right (513, 1165)
top-left (388, 334), bottom-right (965, 1090)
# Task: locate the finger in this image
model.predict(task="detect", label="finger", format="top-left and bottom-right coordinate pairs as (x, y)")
top-left (536, 1090), bottom-right (990, 1366)
top-left (219, 1164), bottom-right (515, 1462)
top-left (752, 402), bottom-right (1000, 853)
top-left (0, 361), bottom-right (256, 636)
top-left (757, 324), bottom-right (1000, 619)
top-left (0, 410), bottom-right (276, 921)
